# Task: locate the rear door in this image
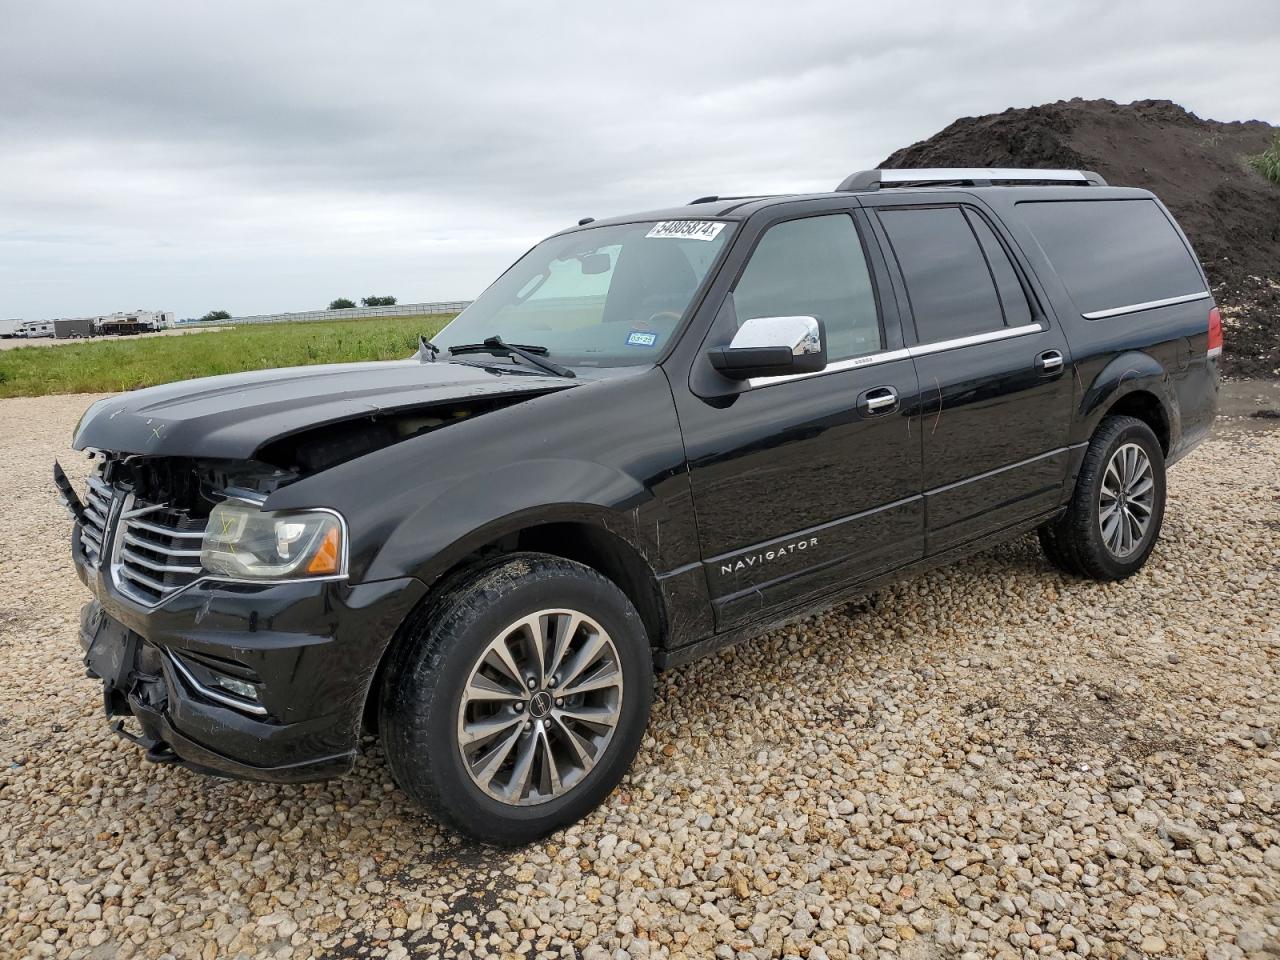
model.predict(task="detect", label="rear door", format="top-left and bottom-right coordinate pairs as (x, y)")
top-left (866, 196), bottom-right (1074, 554)
top-left (672, 204), bottom-right (923, 628)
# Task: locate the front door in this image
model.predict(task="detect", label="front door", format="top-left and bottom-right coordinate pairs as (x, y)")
top-left (672, 208), bottom-right (924, 628)
top-left (867, 199), bottom-right (1074, 554)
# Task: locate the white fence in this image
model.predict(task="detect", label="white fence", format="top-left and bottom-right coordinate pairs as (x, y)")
top-left (185, 300), bottom-right (472, 327)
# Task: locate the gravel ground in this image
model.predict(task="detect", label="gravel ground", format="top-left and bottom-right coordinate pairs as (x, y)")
top-left (1, 393), bottom-right (1277, 960)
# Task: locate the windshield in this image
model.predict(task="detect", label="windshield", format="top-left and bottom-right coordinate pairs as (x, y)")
top-left (432, 220), bottom-right (734, 367)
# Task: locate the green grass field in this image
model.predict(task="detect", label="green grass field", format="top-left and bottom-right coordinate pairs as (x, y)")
top-left (0, 314), bottom-right (454, 398)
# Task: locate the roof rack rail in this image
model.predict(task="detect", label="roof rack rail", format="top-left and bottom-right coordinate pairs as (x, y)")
top-left (836, 168), bottom-right (1108, 191)
top-left (686, 195), bottom-right (767, 205)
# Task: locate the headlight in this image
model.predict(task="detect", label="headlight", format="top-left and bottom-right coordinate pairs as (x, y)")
top-left (200, 500), bottom-right (345, 580)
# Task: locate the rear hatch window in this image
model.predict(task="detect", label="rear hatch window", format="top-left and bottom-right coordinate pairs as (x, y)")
top-left (1016, 198), bottom-right (1207, 317)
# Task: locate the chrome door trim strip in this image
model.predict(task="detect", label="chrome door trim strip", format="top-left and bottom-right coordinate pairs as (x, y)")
top-left (746, 323), bottom-right (1047, 389)
top-left (1081, 291), bottom-right (1210, 320)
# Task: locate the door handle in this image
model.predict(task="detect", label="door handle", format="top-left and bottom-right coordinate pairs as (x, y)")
top-left (859, 386), bottom-right (898, 415)
top-left (1035, 350), bottom-right (1064, 375)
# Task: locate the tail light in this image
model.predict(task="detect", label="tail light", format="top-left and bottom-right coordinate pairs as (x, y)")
top-left (1207, 307), bottom-right (1222, 359)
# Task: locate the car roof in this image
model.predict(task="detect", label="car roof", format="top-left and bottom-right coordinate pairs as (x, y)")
top-left (557, 194), bottom-right (836, 233)
top-left (561, 184), bottom-right (1155, 234)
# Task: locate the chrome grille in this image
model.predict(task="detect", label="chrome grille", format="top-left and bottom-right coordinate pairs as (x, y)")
top-left (112, 497), bottom-right (207, 605)
top-left (80, 476), bottom-right (114, 567)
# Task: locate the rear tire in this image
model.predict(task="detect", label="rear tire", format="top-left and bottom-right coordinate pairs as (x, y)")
top-left (380, 553), bottom-right (652, 844)
top-left (1038, 415), bottom-right (1166, 581)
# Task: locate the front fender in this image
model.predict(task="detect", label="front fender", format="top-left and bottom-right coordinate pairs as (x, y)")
top-left (261, 365), bottom-right (693, 588)
top-left (367, 458), bottom-right (659, 584)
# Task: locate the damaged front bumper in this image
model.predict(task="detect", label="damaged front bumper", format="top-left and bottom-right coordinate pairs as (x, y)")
top-left (77, 559), bottom-right (427, 784)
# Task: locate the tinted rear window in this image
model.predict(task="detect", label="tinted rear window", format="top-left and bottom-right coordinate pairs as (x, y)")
top-left (1017, 199), bottom-right (1205, 316)
top-left (878, 206), bottom-right (1004, 341)
top-left (966, 210), bottom-right (1034, 328)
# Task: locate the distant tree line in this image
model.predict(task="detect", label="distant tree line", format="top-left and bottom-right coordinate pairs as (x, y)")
top-left (198, 299), bottom-right (401, 319)
top-left (327, 296), bottom-right (398, 310)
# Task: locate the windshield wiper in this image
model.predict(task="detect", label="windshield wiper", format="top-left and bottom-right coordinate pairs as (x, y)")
top-left (448, 336), bottom-right (575, 378)
top-left (415, 335), bottom-right (441, 362)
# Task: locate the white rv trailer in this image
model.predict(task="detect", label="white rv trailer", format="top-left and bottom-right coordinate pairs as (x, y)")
top-left (90, 309), bottom-right (176, 335)
top-left (19, 320), bottom-right (56, 338)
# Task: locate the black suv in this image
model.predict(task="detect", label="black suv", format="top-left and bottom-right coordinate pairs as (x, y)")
top-left (58, 168), bottom-right (1221, 842)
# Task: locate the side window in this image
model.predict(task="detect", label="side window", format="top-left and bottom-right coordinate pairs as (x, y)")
top-left (965, 210), bottom-right (1034, 328)
top-left (733, 214), bottom-right (882, 363)
top-left (878, 206), bottom-right (1004, 342)
top-left (1016, 198), bottom-right (1206, 316)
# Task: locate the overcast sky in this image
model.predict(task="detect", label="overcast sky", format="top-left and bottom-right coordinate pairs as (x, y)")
top-left (2, 1), bottom-right (1277, 320)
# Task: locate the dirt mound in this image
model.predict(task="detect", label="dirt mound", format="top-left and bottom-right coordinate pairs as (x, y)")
top-left (882, 99), bottom-right (1280, 379)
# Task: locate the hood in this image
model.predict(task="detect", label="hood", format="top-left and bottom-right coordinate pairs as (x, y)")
top-left (73, 358), bottom-right (578, 459)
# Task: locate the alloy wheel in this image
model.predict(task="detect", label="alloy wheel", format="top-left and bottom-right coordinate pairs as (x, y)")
top-left (1098, 442), bottom-right (1155, 558)
top-left (456, 609), bottom-right (623, 806)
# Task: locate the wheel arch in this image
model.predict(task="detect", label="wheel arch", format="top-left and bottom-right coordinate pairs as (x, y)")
top-left (1101, 391), bottom-right (1171, 454)
top-left (361, 514), bottom-right (668, 733)
top-left (1079, 351), bottom-right (1177, 455)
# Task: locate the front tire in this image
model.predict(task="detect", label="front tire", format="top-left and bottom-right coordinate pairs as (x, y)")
top-left (380, 553), bottom-right (653, 844)
top-left (1039, 415), bottom-right (1166, 581)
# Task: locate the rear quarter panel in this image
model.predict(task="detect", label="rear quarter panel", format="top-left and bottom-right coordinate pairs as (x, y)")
top-left (983, 188), bottom-right (1219, 464)
top-left (1067, 301), bottom-right (1218, 459)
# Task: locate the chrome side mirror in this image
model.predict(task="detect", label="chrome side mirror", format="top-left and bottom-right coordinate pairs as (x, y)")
top-left (707, 315), bottom-right (827, 380)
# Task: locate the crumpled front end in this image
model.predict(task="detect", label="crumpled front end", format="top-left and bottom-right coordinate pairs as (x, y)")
top-left (76, 579), bottom-right (425, 782)
top-left (58, 452), bottom-right (427, 782)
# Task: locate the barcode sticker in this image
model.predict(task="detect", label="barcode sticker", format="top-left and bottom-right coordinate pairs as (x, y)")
top-left (645, 221), bottom-right (726, 241)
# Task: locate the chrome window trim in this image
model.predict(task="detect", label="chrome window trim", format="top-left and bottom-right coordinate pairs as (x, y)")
top-left (166, 651), bottom-right (269, 717)
top-left (746, 323), bottom-right (1046, 388)
top-left (906, 322), bottom-right (1044, 358)
top-left (1081, 291), bottom-right (1211, 320)
top-left (746, 348), bottom-right (911, 388)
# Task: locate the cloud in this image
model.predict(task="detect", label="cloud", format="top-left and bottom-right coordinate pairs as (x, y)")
top-left (1, 0), bottom-right (1277, 317)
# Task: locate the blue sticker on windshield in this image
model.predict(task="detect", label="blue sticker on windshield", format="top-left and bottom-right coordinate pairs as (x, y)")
top-left (626, 331), bottom-right (658, 347)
